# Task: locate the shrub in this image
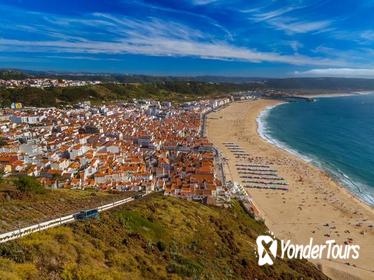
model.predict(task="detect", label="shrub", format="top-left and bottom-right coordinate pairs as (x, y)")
top-left (14, 176), bottom-right (46, 194)
top-left (0, 243), bottom-right (28, 263)
top-left (0, 137), bottom-right (6, 147)
top-left (156, 241), bottom-right (166, 252)
top-left (167, 254), bottom-right (203, 278)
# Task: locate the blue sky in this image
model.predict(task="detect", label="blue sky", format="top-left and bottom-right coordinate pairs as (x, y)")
top-left (1, 0), bottom-right (374, 77)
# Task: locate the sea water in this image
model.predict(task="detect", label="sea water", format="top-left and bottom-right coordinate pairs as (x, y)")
top-left (258, 93), bottom-right (374, 206)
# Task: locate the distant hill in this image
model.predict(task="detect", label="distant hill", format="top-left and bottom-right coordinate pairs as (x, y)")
top-left (0, 69), bottom-right (30, 80)
top-left (0, 193), bottom-right (329, 280)
top-left (2, 69), bottom-right (374, 90)
top-left (0, 82), bottom-right (260, 107)
top-left (265, 77), bottom-right (374, 91)
top-left (15, 70), bottom-right (265, 84)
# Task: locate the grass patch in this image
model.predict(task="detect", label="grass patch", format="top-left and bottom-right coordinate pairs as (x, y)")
top-left (117, 211), bottom-right (164, 241)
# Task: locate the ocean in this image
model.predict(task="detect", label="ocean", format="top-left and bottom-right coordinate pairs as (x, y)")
top-left (258, 93), bottom-right (374, 207)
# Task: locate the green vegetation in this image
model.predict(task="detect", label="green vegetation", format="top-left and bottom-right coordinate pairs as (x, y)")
top-left (0, 193), bottom-right (329, 280)
top-left (0, 179), bottom-right (133, 232)
top-left (0, 82), bottom-right (257, 107)
top-left (14, 176), bottom-right (46, 195)
top-left (0, 70), bottom-right (29, 80)
top-left (0, 137), bottom-right (7, 147)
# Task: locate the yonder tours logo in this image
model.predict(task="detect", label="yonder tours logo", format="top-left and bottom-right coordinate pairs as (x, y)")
top-left (256, 234), bottom-right (278, 266)
top-left (256, 234), bottom-right (360, 266)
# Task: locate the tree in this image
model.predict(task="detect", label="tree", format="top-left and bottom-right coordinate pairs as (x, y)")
top-left (0, 137), bottom-right (7, 147)
top-left (14, 176), bottom-right (46, 194)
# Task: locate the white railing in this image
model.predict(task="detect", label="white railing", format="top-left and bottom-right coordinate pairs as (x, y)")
top-left (0, 195), bottom-right (138, 244)
top-left (97, 197), bottom-right (134, 212)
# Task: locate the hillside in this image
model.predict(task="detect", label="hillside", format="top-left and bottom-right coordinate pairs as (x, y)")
top-left (0, 179), bottom-right (133, 232)
top-left (0, 82), bottom-right (258, 107)
top-left (0, 193), bottom-right (329, 280)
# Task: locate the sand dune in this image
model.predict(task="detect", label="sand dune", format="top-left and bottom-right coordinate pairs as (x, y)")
top-left (207, 100), bottom-right (374, 280)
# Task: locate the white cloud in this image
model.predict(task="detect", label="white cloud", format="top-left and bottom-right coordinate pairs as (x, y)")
top-left (360, 30), bottom-right (374, 41)
top-left (0, 12), bottom-right (345, 67)
top-left (248, 2), bottom-right (332, 34)
top-left (289, 41), bottom-right (303, 52)
top-left (294, 68), bottom-right (374, 78)
top-left (268, 17), bottom-right (331, 34)
top-left (190, 0), bottom-right (218, 5)
top-left (0, 36), bottom-right (344, 67)
top-left (252, 6), bottom-right (300, 22)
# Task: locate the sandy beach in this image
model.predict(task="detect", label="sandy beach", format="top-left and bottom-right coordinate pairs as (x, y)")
top-left (207, 100), bottom-right (374, 280)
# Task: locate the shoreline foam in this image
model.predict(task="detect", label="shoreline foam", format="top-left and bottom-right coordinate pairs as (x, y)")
top-left (257, 102), bottom-right (374, 207)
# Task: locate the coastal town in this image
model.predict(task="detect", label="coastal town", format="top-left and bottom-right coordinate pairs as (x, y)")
top-left (1, 87), bottom-right (374, 279)
top-left (0, 98), bottom-right (237, 206)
